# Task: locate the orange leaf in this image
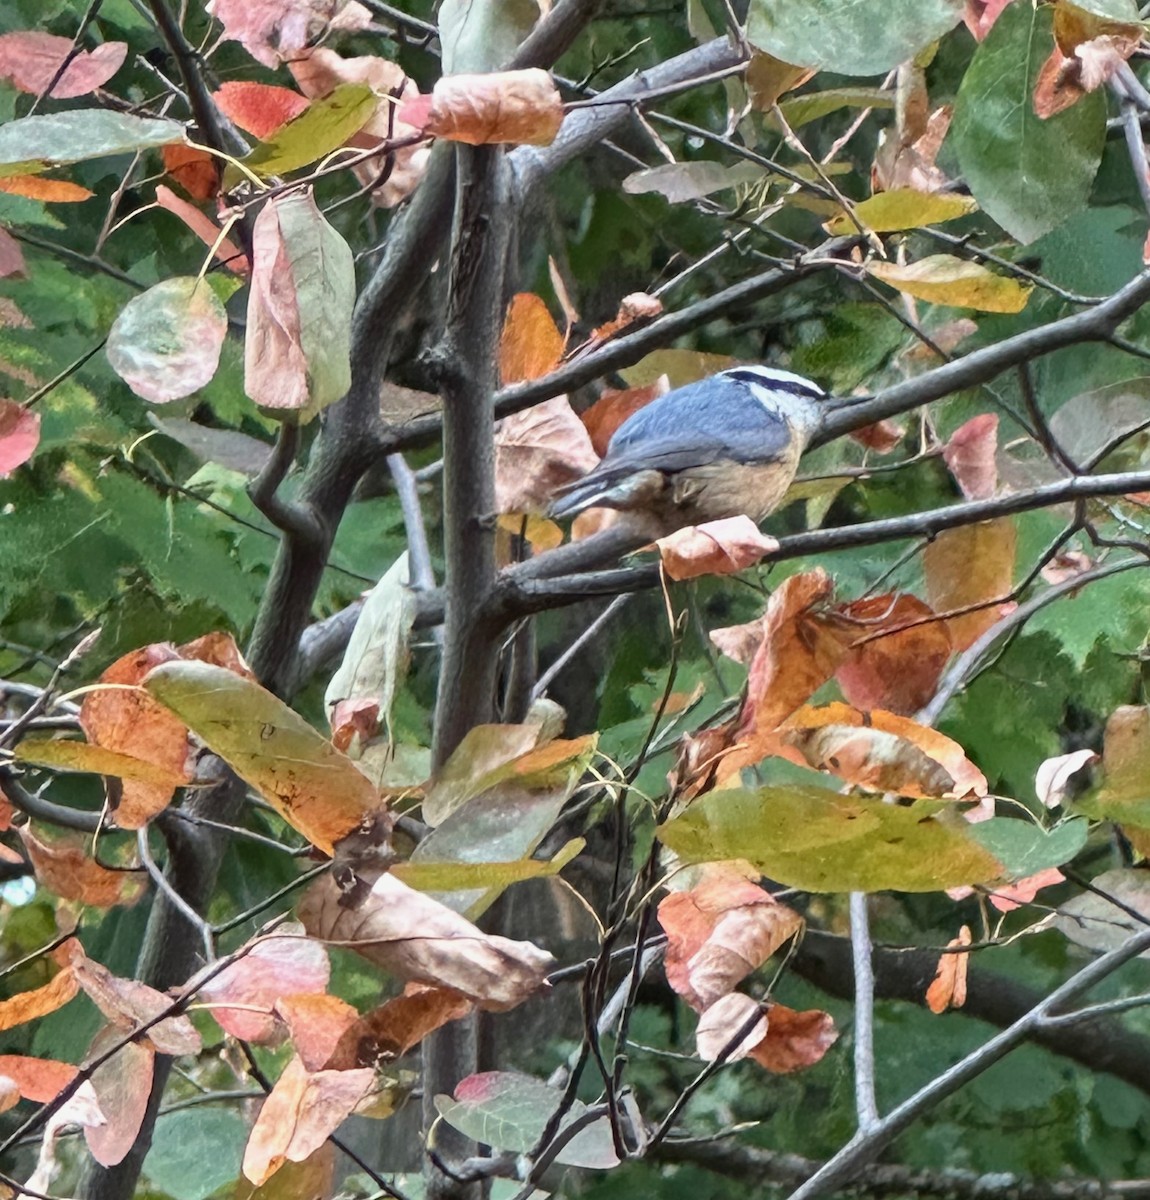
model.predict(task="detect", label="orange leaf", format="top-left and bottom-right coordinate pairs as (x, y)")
top-left (0, 176), bottom-right (92, 202)
top-left (405, 69), bottom-right (563, 146)
top-left (849, 419), bottom-right (904, 453)
top-left (0, 1055), bottom-right (78, 1102)
top-left (20, 825), bottom-right (147, 907)
top-left (160, 145), bottom-right (220, 202)
top-left (580, 381), bottom-right (665, 456)
top-left (324, 983), bottom-right (474, 1069)
top-left (658, 864), bottom-right (803, 1011)
top-left (0, 962), bottom-right (78, 1032)
top-left (657, 517), bottom-right (779, 581)
top-left (585, 292), bottom-right (663, 349)
top-left (750, 1003), bottom-right (838, 1073)
top-left (242, 1056), bottom-right (374, 1185)
top-left (499, 293), bottom-right (565, 385)
top-left (926, 925), bottom-right (972, 1013)
top-left (156, 184), bottom-right (248, 273)
top-left (274, 993), bottom-right (359, 1072)
top-left (988, 866), bottom-right (1064, 913)
top-left (831, 593), bottom-right (952, 715)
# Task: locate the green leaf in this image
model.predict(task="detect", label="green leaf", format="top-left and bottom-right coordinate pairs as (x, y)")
top-left (14, 738), bottom-right (187, 785)
top-left (656, 786), bottom-right (1003, 893)
top-left (393, 837), bottom-right (584, 891)
top-left (623, 161), bottom-right (764, 203)
top-left (0, 110), bottom-right (182, 173)
top-left (241, 84), bottom-right (376, 179)
top-left (777, 86), bottom-right (895, 128)
top-left (143, 661), bottom-right (382, 854)
top-left (746, 0), bottom-right (964, 76)
top-left (867, 255), bottom-right (1032, 313)
top-left (435, 1072), bottom-right (619, 1168)
top-left (106, 277), bottom-right (228, 403)
top-left (951, 2), bottom-right (1106, 243)
top-left (145, 1109), bottom-right (246, 1200)
top-left (825, 190), bottom-right (978, 235)
top-left (439, 0), bottom-right (541, 72)
top-left (968, 817), bottom-right (1088, 878)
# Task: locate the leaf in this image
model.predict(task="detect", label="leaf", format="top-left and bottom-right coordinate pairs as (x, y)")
top-left (776, 86), bottom-right (895, 127)
top-left (143, 660), bottom-right (384, 854)
top-left (749, 1002), bottom-right (838, 1073)
top-left (106, 278), bottom-right (228, 403)
top-left (405, 70), bottom-right (563, 146)
top-left (274, 993), bottom-right (359, 1071)
top-left (241, 1055), bottom-right (374, 1185)
top-left (924, 518), bottom-right (1017, 651)
top-left (499, 293), bottom-right (565, 385)
top-left (298, 871), bottom-right (554, 1009)
top-left (242, 84), bottom-right (376, 179)
top-left (392, 837), bottom-right (583, 892)
top-left (746, 0), bottom-right (964, 76)
top-left (943, 414), bottom-right (998, 499)
top-left (439, 0), bottom-right (542, 72)
top-left (0, 1056), bottom-right (78, 1103)
top-left (197, 926), bottom-right (330, 1043)
top-left (208, 0), bottom-right (367, 68)
top-left (435, 1072), bottom-right (619, 1168)
top-left (146, 1109), bottom-right (249, 1200)
top-left (867, 256), bottom-right (1032, 313)
top-left (324, 983), bottom-right (473, 1069)
top-left (13, 738), bottom-right (191, 786)
top-left (926, 925), bottom-right (971, 1012)
top-left (1035, 749), bottom-right (1097, 808)
top-left (658, 864), bottom-right (803, 1010)
top-left (0, 228), bottom-right (26, 280)
top-left (657, 785), bottom-right (1004, 893)
top-left (657, 517), bottom-right (779, 581)
top-left (0, 110), bottom-right (182, 173)
top-left (0, 175), bottom-right (93, 202)
top-left (831, 593), bottom-right (953, 716)
top-left (968, 817), bottom-right (1087, 877)
top-left (623, 161), bottom-right (764, 203)
top-left (324, 552), bottom-right (415, 755)
top-left (0, 401), bottom-right (39, 475)
top-left (71, 953), bottom-right (201, 1055)
top-left (84, 1031), bottom-right (153, 1167)
top-left (20, 825), bottom-right (147, 907)
top-left (745, 51), bottom-right (816, 110)
top-left (580, 382), bottom-right (664, 456)
top-left (0, 960), bottom-right (78, 1032)
top-left (695, 992), bottom-right (769, 1062)
top-left (987, 867), bottom-right (1066, 913)
top-left (0, 33), bottom-right (127, 99)
top-left (951, 2), bottom-right (1106, 242)
top-left (824, 189), bottom-right (977, 235)
top-left (496, 397), bottom-right (600, 515)
top-left (1055, 867), bottom-right (1150, 953)
top-left (213, 81), bottom-right (310, 139)
top-left (161, 144), bottom-right (220, 202)
top-left (244, 190), bottom-right (355, 421)
top-left (155, 185), bottom-right (249, 274)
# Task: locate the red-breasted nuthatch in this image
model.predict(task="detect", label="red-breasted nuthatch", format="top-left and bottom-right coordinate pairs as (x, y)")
top-left (551, 365), bottom-right (827, 536)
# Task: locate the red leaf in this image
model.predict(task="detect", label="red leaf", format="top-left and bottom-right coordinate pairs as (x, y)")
top-left (657, 517), bottom-right (779, 581)
top-left (943, 414), bottom-right (998, 500)
top-left (0, 400), bottom-right (39, 474)
top-left (160, 145), bottom-right (220, 203)
top-left (0, 33), bottom-right (126, 98)
top-left (214, 81), bottom-right (310, 139)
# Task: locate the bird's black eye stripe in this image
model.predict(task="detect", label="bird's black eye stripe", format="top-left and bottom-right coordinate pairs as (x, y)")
top-left (721, 367), bottom-right (825, 399)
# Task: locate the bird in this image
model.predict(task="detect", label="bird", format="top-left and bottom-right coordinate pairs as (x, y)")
top-left (550, 365), bottom-right (828, 537)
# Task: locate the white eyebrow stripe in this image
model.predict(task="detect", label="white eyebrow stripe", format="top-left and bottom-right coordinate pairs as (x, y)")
top-left (721, 366), bottom-right (826, 399)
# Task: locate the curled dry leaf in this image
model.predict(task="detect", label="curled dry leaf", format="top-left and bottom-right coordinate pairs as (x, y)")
top-left (943, 414), bottom-right (998, 500)
top-left (1040, 549), bottom-right (1092, 586)
top-left (831, 592), bottom-right (953, 716)
top-left (496, 397), bottom-right (599, 515)
top-left (208, 0), bottom-right (360, 68)
top-left (872, 105), bottom-right (953, 193)
top-left (925, 925), bottom-right (972, 1013)
top-left (752, 1003), bottom-right (838, 1073)
top-left (324, 983), bottom-right (473, 1069)
top-left (71, 952), bottom-right (201, 1056)
top-left (1035, 748), bottom-right (1097, 809)
top-left (197, 926), bottom-right (330, 1044)
top-left (242, 1055), bottom-right (374, 1185)
top-left (695, 992), bottom-right (768, 1063)
top-left (656, 517), bottom-right (779, 582)
top-left (783, 702), bottom-right (987, 798)
top-left (850, 418), bottom-right (904, 453)
top-left (0, 33), bottom-right (127, 99)
top-left (658, 864), bottom-right (803, 1011)
top-left (585, 292), bottom-right (664, 348)
top-left (403, 69), bottom-right (564, 146)
top-left (20, 825), bottom-right (146, 907)
top-left (298, 871), bottom-right (554, 1011)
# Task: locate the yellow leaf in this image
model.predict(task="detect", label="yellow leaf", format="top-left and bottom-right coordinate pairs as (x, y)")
top-left (824, 189), bottom-right (978, 234)
top-left (868, 254), bottom-right (1032, 313)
